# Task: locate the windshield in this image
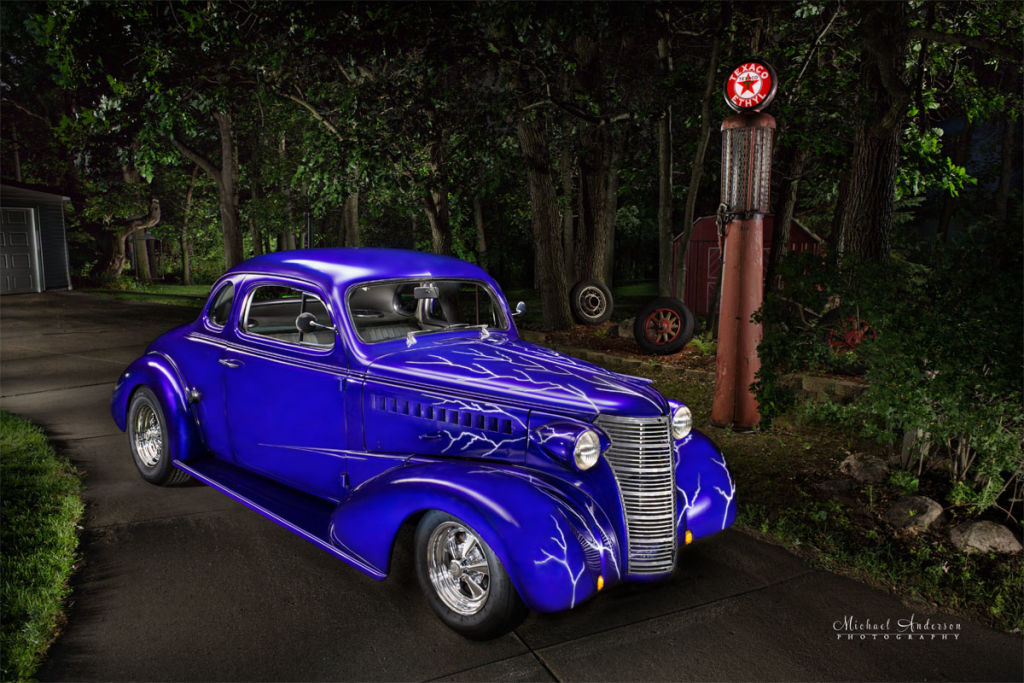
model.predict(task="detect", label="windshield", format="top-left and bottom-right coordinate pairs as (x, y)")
top-left (347, 279), bottom-right (508, 344)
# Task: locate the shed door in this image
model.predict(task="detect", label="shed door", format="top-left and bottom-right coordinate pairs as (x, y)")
top-left (0, 208), bottom-right (40, 294)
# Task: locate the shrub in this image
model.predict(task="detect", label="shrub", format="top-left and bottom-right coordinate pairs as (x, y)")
top-left (755, 225), bottom-right (1023, 520)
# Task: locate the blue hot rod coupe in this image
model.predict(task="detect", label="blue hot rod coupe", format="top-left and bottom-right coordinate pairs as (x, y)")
top-left (112, 248), bottom-right (735, 638)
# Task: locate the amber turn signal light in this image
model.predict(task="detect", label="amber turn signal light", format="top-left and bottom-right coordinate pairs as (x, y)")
top-left (597, 575), bottom-right (605, 591)
top-left (685, 530), bottom-right (693, 545)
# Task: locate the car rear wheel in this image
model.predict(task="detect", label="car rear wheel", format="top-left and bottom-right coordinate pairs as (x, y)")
top-left (127, 387), bottom-right (190, 485)
top-left (415, 510), bottom-right (527, 639)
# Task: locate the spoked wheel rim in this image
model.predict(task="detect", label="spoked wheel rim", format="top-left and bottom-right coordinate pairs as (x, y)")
top-left (644, 308), bottom-right (682, 345)
top-left (577, 286), bottom-right (608, 320)
top-left (132, 403), bottom-right (163, 468)
top-left (426, 521), bottom-right (491, 616)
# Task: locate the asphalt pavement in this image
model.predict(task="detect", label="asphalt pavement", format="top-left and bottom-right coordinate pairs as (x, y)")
top-left (1, 291), bottom-right (1021, 682)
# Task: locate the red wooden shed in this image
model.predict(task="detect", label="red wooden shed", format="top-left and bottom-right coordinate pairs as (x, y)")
top-left (674, 214), bottom-right (822, 317)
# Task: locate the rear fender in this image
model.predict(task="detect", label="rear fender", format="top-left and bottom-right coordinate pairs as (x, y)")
top-left (329, 461), bottom-right (622, 612)
top-left (111, 353), bottom-right (206, 462)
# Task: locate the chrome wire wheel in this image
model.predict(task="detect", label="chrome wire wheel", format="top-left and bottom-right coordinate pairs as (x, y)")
top-left (426, 521), bottom-right (491, 616)
top-left (132, 403), bottom-right (163, 468)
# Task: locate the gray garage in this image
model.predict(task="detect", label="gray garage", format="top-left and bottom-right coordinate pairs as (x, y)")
top-left (0, 183), bottom-right (72, 294)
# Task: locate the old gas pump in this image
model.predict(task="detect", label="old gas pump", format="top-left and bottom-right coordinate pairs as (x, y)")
top-left (711, 59), bottom-right (777, 430)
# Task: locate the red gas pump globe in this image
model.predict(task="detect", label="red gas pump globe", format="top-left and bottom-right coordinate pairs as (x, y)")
top-left (723, 59), bottom-right (777, 112)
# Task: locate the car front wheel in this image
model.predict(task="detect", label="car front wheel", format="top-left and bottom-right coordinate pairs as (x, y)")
top-left (127, 387), bottom-right (190, 486)
top-left (415, 510), bottom-right (527, 639)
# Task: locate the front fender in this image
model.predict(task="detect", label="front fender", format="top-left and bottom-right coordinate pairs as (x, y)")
top-left (110, 353), bottom-right (205, 462)
top-left (674, 429), bottom-right (737, 542)
top-left (328, 461), bottom-right (622, 612)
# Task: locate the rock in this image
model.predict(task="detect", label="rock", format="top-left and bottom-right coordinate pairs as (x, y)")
top-left (617, 317), bottom-right (635, 340)
top-left (950, 521), bottom-right (1023, 554)
top-left (886, 495), bottom-right (943, 531)
top-left (839, 453), bottom-right (889, 484)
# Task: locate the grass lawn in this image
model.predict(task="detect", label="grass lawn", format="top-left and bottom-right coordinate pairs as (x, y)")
top-left (1, 412), bottom-right (84, 682)
top-left (80, 282), bottom-right (210, 309)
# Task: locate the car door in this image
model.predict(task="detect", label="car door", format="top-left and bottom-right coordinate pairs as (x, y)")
top-left (222, 281), bottom-right (348, 501)
top-left (175, 278), bottom-right (239, 460)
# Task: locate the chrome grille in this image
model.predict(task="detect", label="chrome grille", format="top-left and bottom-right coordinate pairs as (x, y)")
top-left (596, 415), bottom-right (676, 574)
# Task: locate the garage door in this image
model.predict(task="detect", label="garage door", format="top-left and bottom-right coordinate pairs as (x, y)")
top-left (1, 208), bottom-right (40, 294)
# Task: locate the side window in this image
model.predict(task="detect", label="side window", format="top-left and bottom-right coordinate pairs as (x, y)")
top-left (206, 282), bottom-right (235, 327)
top-left (242, 284), bottom-right (334, 349)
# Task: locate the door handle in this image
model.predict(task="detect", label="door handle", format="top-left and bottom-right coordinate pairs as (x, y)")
top-left (218, 358), bottom-right (243, 369)
top-left (419, 431), bottom-right (444, 441)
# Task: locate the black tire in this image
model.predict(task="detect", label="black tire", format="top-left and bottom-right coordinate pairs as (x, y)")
top-left (127, 387), bottom-right (191, 486)
top-left (633, 297), bottom-right (696, 355)
top-left (414, 510), bottom-right (527, 639)
top-left (570, 279), bottom-right (614, 325)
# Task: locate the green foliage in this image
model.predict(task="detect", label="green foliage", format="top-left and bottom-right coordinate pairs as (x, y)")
top-left (888, 470), bottom-right (920, 495)
top-left (1, 412), bottom-right (84, 682)
top-left (688, 330), bottom-right (717, 357)
top-left (739, 502), bottom-right (1023, 632)
top-left (756, 225), bottom-right (1024, 519)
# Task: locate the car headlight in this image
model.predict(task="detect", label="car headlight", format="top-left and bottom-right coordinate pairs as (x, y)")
top-left (573, 430), bottom-right (602, 470)
top-left (672, 405), bottom-right (693, 440)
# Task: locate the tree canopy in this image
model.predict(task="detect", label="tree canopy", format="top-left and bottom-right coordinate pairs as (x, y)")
top-left (2, 1), bottom-right (1020, 327)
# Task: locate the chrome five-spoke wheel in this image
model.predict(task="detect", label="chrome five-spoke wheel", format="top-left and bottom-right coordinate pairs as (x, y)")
top-left (427, 521), bottom-right (490, 615)
top-left (415, 510), bottom-right (527, 639)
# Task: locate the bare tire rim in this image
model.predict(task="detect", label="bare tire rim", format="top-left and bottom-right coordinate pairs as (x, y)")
top-left (427, 521), bottom-right (490, 616)
top-left (133, 403), bottom-right (163, 468)
top-left (645, 308), bottom-right (681, 344)
top-left (578, 286), bottom-right (607, 319)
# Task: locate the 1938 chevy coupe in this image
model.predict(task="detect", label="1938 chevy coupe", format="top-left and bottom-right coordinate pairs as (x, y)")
top-left (112, 248), bottom-right (735, 638)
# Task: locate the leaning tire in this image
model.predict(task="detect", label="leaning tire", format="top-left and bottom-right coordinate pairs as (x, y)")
top-left (633, 297), bottom-right (696, 355)
top-left (570, 279), bottom-right (614, 325)
top-left (414, 511), bottom-right (527, 639)
top-left (127, 387), bottom-right (190, 486)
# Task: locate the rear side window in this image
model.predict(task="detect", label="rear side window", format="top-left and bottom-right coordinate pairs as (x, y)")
top-left (207, 283), bottom-right (234, 327)
top-left (242, 284), bottom-right (335, 349)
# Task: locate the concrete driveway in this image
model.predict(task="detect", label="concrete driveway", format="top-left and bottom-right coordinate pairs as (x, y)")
top-left (2, 291), bottom-right (1020, 681)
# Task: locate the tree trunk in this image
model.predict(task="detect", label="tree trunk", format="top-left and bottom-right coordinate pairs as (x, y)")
top-left (104, 198), bottom-right (161, 279)
top-left (473, 196), bottom-right (488, 271)
top-left (767, 148), bottom-right (808, 290)
top-left (171, 110), bottom-right (243, 270)
top-left (995, 114), bottom-right (1015, 223)
top-left (657, 35), bottom-right (674, 297)
top-left (342, 191), bottom-right (360, 247)
top-left (516, 117), bottom-right (574, 329)
top-left (180, 165), bottom-right (197, 285)
top-left (214, 111), bottom-right (244, 268)
top-left (576, 128), bottom-right (619, 285)
top-left (677, 12), bottom-right (724, 289)
top-left (557, 151), bottom-right (576, 283)
top-left (602, 144), bottom-right (620, 286)
top-left (830, 3), bottom-right (910, 261)
top-left (136, 236), bottom-right (152, 282)
top-left (423, 142), bottom-right (453, 256)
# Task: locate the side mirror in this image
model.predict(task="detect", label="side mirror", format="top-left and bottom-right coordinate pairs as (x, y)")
top-left (512, 301), bottom-right (526, 317)
top-left (296, 311), bottom-right (335, 333)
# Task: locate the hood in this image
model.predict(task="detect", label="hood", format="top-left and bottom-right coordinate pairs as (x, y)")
top-left (367, 335), bottom-right (668, 419)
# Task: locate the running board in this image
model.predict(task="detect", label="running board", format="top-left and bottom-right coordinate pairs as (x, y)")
top-left (173, 458), bottom-right (385, 580)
